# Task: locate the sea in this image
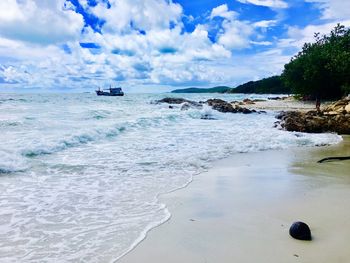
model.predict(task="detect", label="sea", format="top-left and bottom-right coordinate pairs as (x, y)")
top-left (0, 93), bottom-right (342, 262)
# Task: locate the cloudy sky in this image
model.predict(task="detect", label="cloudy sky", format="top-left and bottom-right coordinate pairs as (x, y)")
top-left (0, 0), bottom-right (349, 92)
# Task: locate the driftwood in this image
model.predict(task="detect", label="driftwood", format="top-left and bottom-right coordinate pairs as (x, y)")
top-left (317, 156), bottom-right (350, 163)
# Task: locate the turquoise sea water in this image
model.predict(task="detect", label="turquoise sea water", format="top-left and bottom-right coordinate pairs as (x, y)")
top-left (0, 93), bottom-right (341, 262)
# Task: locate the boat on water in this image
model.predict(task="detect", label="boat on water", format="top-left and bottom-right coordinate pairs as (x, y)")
top-left (95, 86), bottom-right (124, 96)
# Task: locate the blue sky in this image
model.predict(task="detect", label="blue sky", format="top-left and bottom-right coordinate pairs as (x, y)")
top-left (0, 0), bottom-right (349, 92)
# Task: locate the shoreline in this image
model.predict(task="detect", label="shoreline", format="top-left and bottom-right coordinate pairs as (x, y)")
top-left (119, 137), bottom-right (350, 263)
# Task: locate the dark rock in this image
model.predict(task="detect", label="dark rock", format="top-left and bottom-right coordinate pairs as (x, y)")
top-left (289, 221), bottom-right (312, 241)
top-left (242, 108), bottom-right (252, 114)
top-left (206, 99), bottom-right (237, 113)
top-left (206, 99), bottom-right (256, 114)
top-left (169, 105), bottom-right (174, 109)
top-left (155, 97), bottom-right (194, 104)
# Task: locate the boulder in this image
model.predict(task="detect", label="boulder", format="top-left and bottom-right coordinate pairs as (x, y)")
top-left (345, 103), bottom-right (350, 113)
top-left (275, 109), bottom-right (350, 134)
top-left (206, 99), bottom-right (237, 113)
top-left (289, 221), bottom-right (312, 241)
top-left (323, 98), bottom-right (350, 113)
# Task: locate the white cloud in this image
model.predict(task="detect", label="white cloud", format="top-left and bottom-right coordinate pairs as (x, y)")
top-left (217, 20), bottom-right (254, 49)
top-left (210, 4), bottom-right (238, 20)
top-left (209, 5), bottom-right (256, 50)
top-left (0, 0), bottom-right (238, 90)
top-left (253, 20), bottom-right (278, 28)
top-left (250, 41), bottom-right (273, 46)
top-left (0, 0), bottom-right (84, 45)
top-left (2, 0), bottom-right (324, 91)
top-left (91, 0), bottom-right (183, 33)
top-left (305, 0), bottom-right (350, 20)
top-left (237, 0), bottom-right (288, 8)
top-left (280, 20), bottom-right (350, 50)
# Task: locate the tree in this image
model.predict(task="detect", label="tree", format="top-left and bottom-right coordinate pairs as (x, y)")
top-left (282, 24), bottom-right (350, 105)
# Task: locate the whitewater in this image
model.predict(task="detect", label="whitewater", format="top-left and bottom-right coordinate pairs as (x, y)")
top-left (0, 93), bottom-right (342, 262)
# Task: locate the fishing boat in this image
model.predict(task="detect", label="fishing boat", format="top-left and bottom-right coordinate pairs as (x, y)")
top-left (95, 86), bottom-right (124, 96)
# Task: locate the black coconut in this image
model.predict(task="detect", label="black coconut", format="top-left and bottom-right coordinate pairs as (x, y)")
top-left (289, 221), bottom-right (312, 241)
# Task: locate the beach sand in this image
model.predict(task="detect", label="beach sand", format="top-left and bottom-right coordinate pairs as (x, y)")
top-left (243, 97), bottom-right (319, 112)
top-left (119, 136), bottom-right (350, 263)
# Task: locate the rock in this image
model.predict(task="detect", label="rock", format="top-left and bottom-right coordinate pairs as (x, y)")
top-left (155, 97), bottom-right (194, 104)
top-left (345, 104), bottom-right (350, 113)
top-left (180, 103), bottom-right (190, 111)
top-left (323, 98), bottom-right (350, 113)
top-left (242, 98), bottom-right (255, 104)
top-left (206, 99), bottom-right (237, 113)
top-left (275, 106), bottom-right (350, 134)
top-left (324, 111), bottom-right (339, 116)
top-left (156, 97), bottom-right (261, 115)
top-left (289, 221), bottom-right (312, 241)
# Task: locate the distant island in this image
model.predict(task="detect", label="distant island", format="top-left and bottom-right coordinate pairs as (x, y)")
top-left (170, 76), bottom-right (290, 94)
top-left (171, 86), bottom-right (231, 93)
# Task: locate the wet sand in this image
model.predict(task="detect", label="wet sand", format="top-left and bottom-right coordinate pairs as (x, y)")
top-left (119, 136), bottom-right (350, 263)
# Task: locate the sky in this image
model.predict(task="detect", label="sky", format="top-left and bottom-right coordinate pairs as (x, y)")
top-left (0, 0), bottom-right (349, 93)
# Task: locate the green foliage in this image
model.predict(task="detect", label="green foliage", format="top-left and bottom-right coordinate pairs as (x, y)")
top-left (282, 24), bottom-right (350, 100)
top-left (228, 76), bottom-right (291, 94)
top-left (171, 86), bottom-right (231, 93)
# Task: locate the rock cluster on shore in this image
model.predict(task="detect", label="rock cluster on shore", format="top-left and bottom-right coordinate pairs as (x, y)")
top-left (206, 99), bottom-right (259, 114)
top-left (276, 98), bottom-right (350, 134)
top-left (154, 97), bottom-right (265, 114)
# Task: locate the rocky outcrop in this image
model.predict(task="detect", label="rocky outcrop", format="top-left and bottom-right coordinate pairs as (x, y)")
top-left (155, 97), bottom-right (203, 110)
top-left (231, 98), bottom-right (266, 105)
top-left (205, 99), bottom-right (263, 114)
top-left (206, 99), bottom-right (237, 113)
top-left (323, 98), bottom-right (350, 115)
top-left (276, 98), bottom-right (350, 134)
top-left (155, 97), bottom-right (264, 114)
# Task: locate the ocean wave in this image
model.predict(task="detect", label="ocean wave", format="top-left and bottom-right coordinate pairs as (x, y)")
top-left (22, 113), bottom-right (183, 158)
top-left (0, 150), bottom-right (28, 174)
top-left (87, 110), bottom-right (112, 120)
top-left (0, 121), bottom-right (22, 127)
top-left (23, 127), bottom-right (126, 157)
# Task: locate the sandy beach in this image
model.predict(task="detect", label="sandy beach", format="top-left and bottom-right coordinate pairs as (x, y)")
top-left (119, 136), bottom-right (350, 263)
top-left (243, 97), bottom-right (327, 112)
